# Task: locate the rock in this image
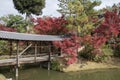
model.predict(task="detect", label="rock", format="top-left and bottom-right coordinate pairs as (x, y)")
top-left (7, 78), bottom-right (12, 80)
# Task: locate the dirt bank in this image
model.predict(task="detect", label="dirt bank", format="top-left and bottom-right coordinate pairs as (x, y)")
top-left (62, 58), bottom-right (120, 72)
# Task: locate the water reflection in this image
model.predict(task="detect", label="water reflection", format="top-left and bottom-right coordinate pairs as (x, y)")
top-left (3, 67), bottom-right (120, 80)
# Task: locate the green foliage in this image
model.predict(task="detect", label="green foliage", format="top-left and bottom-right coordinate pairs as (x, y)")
top-left (13, 0), bottom-right (45, 16)
top-left (92, 45), bottom-right (113, 62)
top-left (58, 0), bottom-right (101, 36)
top-left (13, 0), bottom-right (44, 32)
top-left (0, 14), bottom-right (33, 32)
top-left (51, 59), bottom-right (61, 71)
top-left (79, 44), bottom-right (113, 62)
top-left (83, 0), bottom-right (101, 17)
top-left (78, 44), bottom-right (94, 60)
top-left (0, 41), bottom-right (9, 55)
top-left (101, 44), bottom-right (113, 56)
top-left (113, 43), bottom-right (120, 57)
top-left (93, 54), bottom-right (108, 62)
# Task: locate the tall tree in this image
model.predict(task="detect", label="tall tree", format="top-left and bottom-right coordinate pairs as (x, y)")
top-left (13, 0), bottom-right (45, 32)
top-left (58, 0), bottom-right (101, 36)
top-left (13, 0), bottom-right (45, 16)
top-left (33, 16), bottom-right (68, 35)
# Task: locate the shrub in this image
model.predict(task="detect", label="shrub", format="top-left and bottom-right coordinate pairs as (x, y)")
top-left (79, 44), bottom-right (113, 62)
top-left (78, 44), bottom-right (94, 60)
top-left (51, 59), bottom-right (61, 71)
top-left (113, 43), bottom-right (120, 57)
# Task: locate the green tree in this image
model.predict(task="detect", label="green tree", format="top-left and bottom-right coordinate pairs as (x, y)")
top-left (0, 14), bottom-right (33, 33)
top-left (58, 0), bottom-right (101, 36)
top-left (13, 0), bottom-right (45, 16)
top-left (13, 0), bottom-right (45, 32)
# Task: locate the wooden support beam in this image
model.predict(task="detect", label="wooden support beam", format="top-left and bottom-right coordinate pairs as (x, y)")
top-left (48, 43), bottom-right (51, 70)
top-left (16, 41), bottom-right (20, 67)
top-left (48, 53), bottom-right (51, 70)
top-left (35, 43), bottom-right (37, 62)
top-left (19, 44), bottom-right (32, 57)
top-left (9, 41), bottom-right (13, 56)
top-left (16, 41), bottom-right (19, 79)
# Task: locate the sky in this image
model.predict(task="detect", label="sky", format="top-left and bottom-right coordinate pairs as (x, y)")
top-left (0, 0), bottom-right (120, 17)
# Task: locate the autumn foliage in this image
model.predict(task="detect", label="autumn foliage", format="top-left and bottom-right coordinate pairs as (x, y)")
top-left (33, 16), bottom-right (68, 35)
top-left (93, 10), bottom-right (120, 48)
top-left (33, 16), bottom-right (82, 65)
top-left (33, 10), bottom-right (120, 64)
top-left (53, 35), bottom-right (81, 65)
top-left (0, 9), bottom-right (119, 65)
top-left (0, 24), bottom-right (16, 32)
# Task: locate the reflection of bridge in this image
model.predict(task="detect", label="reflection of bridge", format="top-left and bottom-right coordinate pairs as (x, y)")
top-left (0, 31), bottom-right (62, 79)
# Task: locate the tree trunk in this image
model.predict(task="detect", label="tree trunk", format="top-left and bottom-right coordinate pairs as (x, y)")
top-left (25, 14), bottom-right (32, 33)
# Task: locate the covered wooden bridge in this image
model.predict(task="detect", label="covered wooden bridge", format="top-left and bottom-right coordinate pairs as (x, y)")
top-left (0, 31), bottom-right (63, 78)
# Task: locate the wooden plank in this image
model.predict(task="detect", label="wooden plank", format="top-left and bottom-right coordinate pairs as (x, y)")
top-left (0, 56), bottom-right (51, 67)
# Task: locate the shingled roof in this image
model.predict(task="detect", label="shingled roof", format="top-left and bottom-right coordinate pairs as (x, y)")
top-left (0, 31), bottom-right (63, 41)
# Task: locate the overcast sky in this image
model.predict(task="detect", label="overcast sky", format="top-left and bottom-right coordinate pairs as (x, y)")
top-left (0, 0), bottom-right (119, 17)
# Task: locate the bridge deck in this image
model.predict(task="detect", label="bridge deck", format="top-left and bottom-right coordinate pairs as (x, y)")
top-left (0, 56), bottom-right (50, 66)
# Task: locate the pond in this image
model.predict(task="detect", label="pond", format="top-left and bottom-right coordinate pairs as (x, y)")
top-left (2, 66), bottom-right (120, 80)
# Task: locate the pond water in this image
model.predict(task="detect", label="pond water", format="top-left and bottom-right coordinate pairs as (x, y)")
top-left (2, 67), bottom-right (120, 80)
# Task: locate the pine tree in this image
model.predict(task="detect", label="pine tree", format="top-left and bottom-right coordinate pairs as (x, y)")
top-left (58, 0), bottom-right (101, 36)
top-left (13, 0), bottom-right (45, 16)
top-left (13, 0), bottom-right (45, 32)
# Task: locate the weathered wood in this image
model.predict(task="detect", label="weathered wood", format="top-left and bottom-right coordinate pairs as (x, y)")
top-left (0, 56), bottom-right (53, 66)
top-left (48, 44), bottom-right (52, 70)
top-left (19, 44), bottom-right (32, 56)
top-left (34, 43), bottom-right (37, 62)
top-left (16, 66), bottom-right (18, 80)
top-left (9, 41), bottom-right (13, 56)
top-left (16, 41), bottom-right (19, 67)
top-left (16, 41), bottom-right (19, 79)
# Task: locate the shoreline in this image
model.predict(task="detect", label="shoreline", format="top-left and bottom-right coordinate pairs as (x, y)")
top-left (62, 58), bottom-right (120, 72)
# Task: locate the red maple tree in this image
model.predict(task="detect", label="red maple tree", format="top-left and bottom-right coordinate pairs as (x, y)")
top-left (33, 16), bottom-right (68, 35)
top-left (93, 10), bottom-right (120, 48)
top-left (53, 35), bottom-right (81, 65)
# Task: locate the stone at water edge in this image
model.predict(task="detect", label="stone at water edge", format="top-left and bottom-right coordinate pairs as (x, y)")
top-left (7, 78), bottom-right (12, 80)
top-left (0, 74), bottom-right (6, 80)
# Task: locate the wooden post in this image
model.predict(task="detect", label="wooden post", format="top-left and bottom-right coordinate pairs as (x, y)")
top-left (35, 42), bottom-right (37, 62)
top-left (9, 41), bottom-right (13, 56)
top-left (48, 43), bottom-right (51, 70)
top-left (16, 41), bottom-right (19, 80)
top-left (39, 42), bottom-right (42, 68)
top-left (48, 52), bottom-right (51, 70)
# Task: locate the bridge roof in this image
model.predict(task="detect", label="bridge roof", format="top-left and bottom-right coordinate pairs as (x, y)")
top-left (0, 31), bottom-right (63, 41)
